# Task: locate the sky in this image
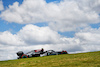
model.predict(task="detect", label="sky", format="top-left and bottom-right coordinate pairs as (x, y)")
top-left (0, 0), bottom-right (100, 61)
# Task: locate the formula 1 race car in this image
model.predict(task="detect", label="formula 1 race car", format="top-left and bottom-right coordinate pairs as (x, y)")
top-left (16, 49), bottom-right (68, 59)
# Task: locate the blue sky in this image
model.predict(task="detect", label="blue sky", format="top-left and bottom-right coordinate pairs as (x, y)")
top-left (90, 23), bottom-right (100, 29)
top-left (3, 0), bottom-right (23, 8)
top-left (0, 18), bottom-right (25, 34)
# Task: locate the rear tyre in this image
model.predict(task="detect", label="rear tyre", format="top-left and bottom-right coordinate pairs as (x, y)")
top-left (61, 51), bottom-right (67, 54)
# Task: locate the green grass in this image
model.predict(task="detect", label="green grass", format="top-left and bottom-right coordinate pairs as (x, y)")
top-left (0, 51), bottom-right (100, 67)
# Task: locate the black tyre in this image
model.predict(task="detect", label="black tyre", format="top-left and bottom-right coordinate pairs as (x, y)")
top-left (21, 54), bottom-right (28, 58)
top-left (61, 51), bottom-right (67, 54)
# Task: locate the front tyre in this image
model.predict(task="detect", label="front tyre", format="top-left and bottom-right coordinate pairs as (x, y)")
top-left (21, 54), bottom-right (28, 58)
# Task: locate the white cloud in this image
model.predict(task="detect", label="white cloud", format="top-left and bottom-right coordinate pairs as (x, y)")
top-left (0, 31), bottom-right (25, 46)
top-left (77, 0), bottom-right (100, 13)
top-left (75, 27), bottom-right (100, 52)
top-left (0, 0), bottom-right (47, 23)
top-left (0, 0), bottom-right (100, 31)
top-left (0, 0), bottom-right (4, 11)
top-left (75, 27), bottom-right (100, 46)
top-left (17, 24), bottom-right (61, 45)
top-left (0, 24), bottom-right (100, 61)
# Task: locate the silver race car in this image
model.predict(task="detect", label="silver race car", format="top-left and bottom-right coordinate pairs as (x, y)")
top-left (16, 49), bottom-right (68, 59)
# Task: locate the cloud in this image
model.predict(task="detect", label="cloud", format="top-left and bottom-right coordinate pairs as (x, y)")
top-left (0, 0), bottom-right (47, 23)
top-left (77, 0), bottom-right (100, 13)
top-left (17, 24), bottom-right (61, 45)
top-left (74, 27), bottom-right (100, 52)
top-left (0, 0), bottom-right (100, 32)
top-left (0, 0), bottom-right (4, 11)
top-left (0, 31), bottom-right (25, 46)
top-left (0, 24), bottom-right (100, 61)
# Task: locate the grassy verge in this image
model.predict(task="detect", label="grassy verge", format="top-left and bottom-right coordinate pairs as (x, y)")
top-left (0, 51), bottom-right (100, 67)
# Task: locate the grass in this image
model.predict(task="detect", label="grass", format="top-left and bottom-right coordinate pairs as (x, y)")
top-left (0, 51), bottom-right (100, 67)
